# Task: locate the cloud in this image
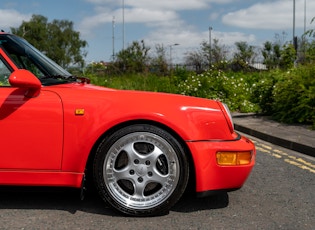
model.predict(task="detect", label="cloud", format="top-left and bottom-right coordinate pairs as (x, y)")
top-left (0, 9), bottom-right (31, 30)
top-left (144, 27), bottom-right (256, 63)
top-left (80, 0), bottom-right (236, 33)
top-left (79, 7), bottom-right (180, 37)
top-left (85, 0), bottom-right (235, 10)
top-left (125, 0), bottom-right (210, 11)
top-left (222, 0), bottom-right (315, 30)
top-left (81, 0), bottom-right (254, 61)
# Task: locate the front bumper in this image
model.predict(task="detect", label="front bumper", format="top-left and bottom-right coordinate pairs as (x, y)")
top-left (186, 133), bottom-right (256, 195)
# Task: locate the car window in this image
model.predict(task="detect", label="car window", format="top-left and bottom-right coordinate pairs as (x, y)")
top-left (9, 53), bottom-right (45, 78)
top-left (0, 34), bottom-right (75, 86)
top-left (0, 57), bottom-right (11, 86)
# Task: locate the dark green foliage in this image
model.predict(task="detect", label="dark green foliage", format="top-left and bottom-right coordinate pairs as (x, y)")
top-left (272, 65), bottom-right (315, 128)
top-left (114, 40), bottom-right (150, 73)
top-left (11, 14), bottom-right (87, 68)
top-left (251, 72), bottom-right (278, 114)
top-left (262, 41), bottom-right (281, 69)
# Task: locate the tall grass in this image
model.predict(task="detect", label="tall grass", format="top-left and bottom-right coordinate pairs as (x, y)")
top-left (87, 73), bottom-right (177, 93)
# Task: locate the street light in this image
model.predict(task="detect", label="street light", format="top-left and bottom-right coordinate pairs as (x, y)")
top-left (169, 43), bottom-right (179, 70)
top-left (122, 0), bottom-right (125, 51)
top-left (209, 26), bottom-right (212, 68)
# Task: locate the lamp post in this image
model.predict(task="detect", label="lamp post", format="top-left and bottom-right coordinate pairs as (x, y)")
top-left (169, 43), bottom-right (179, 70)
top-left (293, 0), bottom-right (296, 48)
top-left (209, 26), bottom-right (212, 68)
top-left (122, 0), bottom-right (125, 51)
top-left (112, 16), bottom-right (115, 60)
top-left (293, 0), bottom-right (298, 66)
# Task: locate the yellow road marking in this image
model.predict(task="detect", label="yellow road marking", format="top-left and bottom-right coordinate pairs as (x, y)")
top-left (284, 159), bottom-right (315, 173)
top-left (255, 141), bottom-right (315, 174)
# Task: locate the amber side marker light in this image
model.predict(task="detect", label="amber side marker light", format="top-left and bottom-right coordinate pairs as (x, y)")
top-left (216, 151), bottom-right (252, 166)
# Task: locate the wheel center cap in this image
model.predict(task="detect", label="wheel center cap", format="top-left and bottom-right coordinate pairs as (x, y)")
top-left (136, 164), bottom-right (147, 176)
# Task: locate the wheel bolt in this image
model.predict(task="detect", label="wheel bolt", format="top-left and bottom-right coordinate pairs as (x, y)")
top-left (148, 171), bottom-right (153, 177)
top-left (130, 170), bottom-right (135, 175)
top-left (134, 159), bottom-right (140, 164)
top-left (145, 160), bottom-right (150, 165)
top-left (138, 177), bottom-right (143, 183)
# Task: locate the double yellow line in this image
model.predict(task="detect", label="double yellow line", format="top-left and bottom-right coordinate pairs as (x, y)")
top-left (254, 141), bottom-right (315, 174)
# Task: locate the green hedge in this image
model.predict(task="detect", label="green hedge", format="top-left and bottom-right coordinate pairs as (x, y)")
top-left (271, 66), bottom-right (315, 127)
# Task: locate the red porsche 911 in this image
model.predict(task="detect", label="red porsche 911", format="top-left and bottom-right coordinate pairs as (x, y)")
top-left (0, 33), bottom-right (255, 216)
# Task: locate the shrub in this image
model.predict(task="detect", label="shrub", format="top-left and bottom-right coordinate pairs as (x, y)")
top-left (272, 65), bottom-right (315, 128)
top-left (177, 69), bottom-right (259, 113)
top-left (251, 71), bottom-right (278, 114)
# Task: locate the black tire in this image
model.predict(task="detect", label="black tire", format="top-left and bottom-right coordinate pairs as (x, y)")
top-left (93, 124), bottom-right (189, 216)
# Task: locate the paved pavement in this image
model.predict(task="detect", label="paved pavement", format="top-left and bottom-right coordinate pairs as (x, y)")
top-left (232, 113), bottom-right (315, 158)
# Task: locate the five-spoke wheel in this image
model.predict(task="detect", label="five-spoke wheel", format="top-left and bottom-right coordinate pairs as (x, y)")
top-left (93, 124), bottom-right (189, 216)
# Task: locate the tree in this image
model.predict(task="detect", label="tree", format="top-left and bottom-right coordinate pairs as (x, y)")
top-left (184, 49), bottom-right (204, 73)
top-left (200, 39), bottom-right (228, 67)
top-left (262, 41), bottom-right (281, 69)
top-left (150, 44), bottom-right (168, 75)
top-left (303, 17), bottom-right (315, 64)
top-left (210, 39), bottom-right (228, 65)
top-left (231, 41), bottom-right (255, 71)
top-left (115, 40), bottom-right (150, 73)
top-left (279, 43), bottom-right (296, 69)
top-left (11, 14), bottom-right (87, 68)
top-left (234, 41), bottom-right (254, 63)
top-left (305, 17), bottom-right (315, 38)
top-left (184, 39), bottom-right (227, 72)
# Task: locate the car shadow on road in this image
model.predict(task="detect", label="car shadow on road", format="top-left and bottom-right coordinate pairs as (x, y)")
top-left (172, 192), bottom-right (229, 213)
top-left (0, 186), bottom-right (229, 216)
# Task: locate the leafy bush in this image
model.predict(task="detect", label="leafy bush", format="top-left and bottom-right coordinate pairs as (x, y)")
top-left (251, 71), bottom-right (278, 114)
top-left (177, 69), bottom-right (259, 113)
top-left (272, 65), bottom-right (315, 128)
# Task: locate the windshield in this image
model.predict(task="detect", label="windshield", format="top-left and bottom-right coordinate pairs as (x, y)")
top-left (0, 34), bottom-right (75, 86)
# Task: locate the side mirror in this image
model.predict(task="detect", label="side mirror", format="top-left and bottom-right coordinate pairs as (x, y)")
top-left (9, 69), bottom-right (41, 97)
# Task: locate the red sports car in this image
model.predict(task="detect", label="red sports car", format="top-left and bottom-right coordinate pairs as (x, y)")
top-left (0, 33), bottom-right (255, 216)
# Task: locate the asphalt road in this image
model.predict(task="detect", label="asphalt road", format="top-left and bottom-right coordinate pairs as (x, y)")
top-left (0, 135), bottom-right (314, 230)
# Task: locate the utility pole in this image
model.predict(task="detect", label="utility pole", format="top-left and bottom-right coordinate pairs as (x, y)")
top-left (122, 0), bottom-right (125, 51)
top-left (169, 43), bottom-right (179, 71)
top-left (293, 0), bottom-right (297, 51)
top-left (112, 16), bottom-right (115, 60)
top-left (304, 0), bottom-right (306, 34)
top-left (209, 26), bottom-right (212, 68)
top-left (122, 0), bottom-right (125, 71)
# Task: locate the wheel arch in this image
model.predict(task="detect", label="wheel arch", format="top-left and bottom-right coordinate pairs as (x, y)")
top-left (84, 119), bottom-right (196, 193)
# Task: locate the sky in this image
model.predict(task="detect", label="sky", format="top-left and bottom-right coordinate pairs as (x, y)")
top-left (1, 0), bottom-right (314, 64)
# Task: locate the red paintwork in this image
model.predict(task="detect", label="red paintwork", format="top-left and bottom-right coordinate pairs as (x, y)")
top-left (0, 33), bottom-right (255, 193)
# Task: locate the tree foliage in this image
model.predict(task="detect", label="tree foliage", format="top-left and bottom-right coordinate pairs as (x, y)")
top-left (114, 40), bottom-right (150, 73)
top-left (150, 44), bottom-right (168, 75)
top-left (230, 41), bottom-right (255, 71)
top-left (184, 39), bottom-right (227, 72)
top-left (207, 39), bottom-right (228, 66)
top-left (184, 49), bottom-right (204, 73)
top-left (11, 14), bottom-right (87, 68)
top-left (302, 17), bottom-right (315, 64)
top-left (262, 41), bottom-right (281, 69)
top-left (305, 17), bottom-right (315, 38)
top-left (279, 44), bottom-right (296, 69)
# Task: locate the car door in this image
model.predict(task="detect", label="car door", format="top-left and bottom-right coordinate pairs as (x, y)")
top-left (0, 56), bottom-right (63, 170)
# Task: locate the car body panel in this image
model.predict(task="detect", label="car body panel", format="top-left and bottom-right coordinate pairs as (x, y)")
top-left (187, 136), bottom-right (255, 193)
top-left (0, 87), bottom-right (63, 170)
